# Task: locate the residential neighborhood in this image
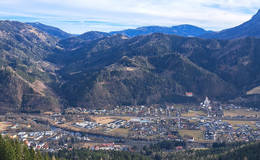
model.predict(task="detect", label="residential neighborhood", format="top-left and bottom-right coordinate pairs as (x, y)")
top-left (1, 97), bottom-right (260, 152)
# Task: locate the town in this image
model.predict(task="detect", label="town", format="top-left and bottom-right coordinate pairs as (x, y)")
top-left (1, 97), bottom-right (260, 152)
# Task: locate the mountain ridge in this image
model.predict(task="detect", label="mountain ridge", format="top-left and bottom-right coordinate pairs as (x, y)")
top-left (201, 9), bottom-right (260, 39)
top-left (52, 33), bottom-right (259, 108)
top-left (1, 9), bottom-right (260, 112)
top-left (110, 24), bottom-right (213, 37)
top-left (26, 22), bottom-right (73, 40)
top-left (0, 20), bottom-right (61, 113)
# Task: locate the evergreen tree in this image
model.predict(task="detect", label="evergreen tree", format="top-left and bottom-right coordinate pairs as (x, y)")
top-left (36, 151), bottom-right (44, 160)
top-left (14, 139), bottom-right (22, 160)
top-left (29, 147), bottom-right (37, 160)
top-left (23, 145), bottom-right (31, 160)
top-left (0, 135), bottom-right (5, 160)
top-left (0, 136), bottom-right (56, 160)
top-left (2, 137), bottom-right (16, 160)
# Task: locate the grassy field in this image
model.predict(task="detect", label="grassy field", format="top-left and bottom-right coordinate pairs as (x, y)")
top-left (178, 129), bottom-right (204, 142)
top-left (90, 116), bottom-right (116, 124)
top-left (113, 116), bottom-right (132, 121)
top-left (189, 119), bottom-right (200, 123)
top-left (0, 122), bottom-right (12, 132)
top-left (90, 116), bottom-right (132, 125)
top-left (223, 109), bottom-right (260, 117)
top-left (223, 120), bottom-right (256, 128)
top-left (182, 110), bottom-right (206, 117)
top-left (109, 128), bottom-right (129, 137)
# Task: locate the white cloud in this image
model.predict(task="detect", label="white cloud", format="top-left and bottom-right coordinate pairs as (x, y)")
top-left (0, 0), bottom-right (259, 33)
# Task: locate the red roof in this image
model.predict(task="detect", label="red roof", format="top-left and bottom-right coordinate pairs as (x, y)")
top-left (176, 146), bottom-right (183, 150)
top-left (185, 92), bottom-right (193, 97)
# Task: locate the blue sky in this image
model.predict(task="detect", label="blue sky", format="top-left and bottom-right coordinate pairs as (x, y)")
top-left (0, 0), bottom-right (259, 34)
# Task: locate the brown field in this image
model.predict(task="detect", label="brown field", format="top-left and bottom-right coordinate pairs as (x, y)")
top-left (182, 110), bottom-right (206, 117)
top-left (111, 116), bottom-right (132, 121)
top-left (223, 120), bottom-right (256, 128)
top-left (90, 116), bottom-right (132, 125)
top-left (178, 129), bottom-right (204, 142)
top-left (174, 104), bottom-right (191, 109)
top-left (109, 128), bottom-right (129, 137)
top-left (189, 119), bottom-right (200, 123)
top-left (224, 109), bottom-right (260, 117)
top-left (0, 122), bottom-right (12, 131)
top-left (90, 116), bottom-right (116, 124)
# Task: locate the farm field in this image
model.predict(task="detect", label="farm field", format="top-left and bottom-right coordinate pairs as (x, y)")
top-left (223, 120), bottom-right (257, 129)
top-left (109, 128), bottom-right (130, 137)
top-left (0, 122), bottom-right (12, 132)
top-left (90, 116), bottom-right (132, 125)
top-left (178, 129), bottom-right (204, 142)
top-left (182, 110), bottom-right (206, 117)
top-left (90, 116), bottom-right (116, 124)
top-left (223, 109), bottom-right (260, 117)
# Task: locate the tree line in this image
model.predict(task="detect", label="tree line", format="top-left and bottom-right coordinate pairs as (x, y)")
top-left (1, 135), bottom-right (259, 160)
top-left (0, 135), bottom-right (55, 160)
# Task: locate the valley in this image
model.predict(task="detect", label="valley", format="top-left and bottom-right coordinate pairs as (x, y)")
top-left (1, 97), bottom-right (260, 152)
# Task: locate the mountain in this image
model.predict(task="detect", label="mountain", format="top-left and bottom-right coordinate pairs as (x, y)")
top-left (51, 33), bottom-right (260, 108)
top-left (110, 25), bottom-right (213, 37)
top-left (59, 31), bottom-right (111, 50)
top-left (0, 21), bottom-right (61, 113)
top-left (1, 20), bottom-right (260, 112)
top-left (78, 31), bottom-right (111, 40)
top-left (26, 22), bottom-right (72, 39)
top-left (202, 9), bottom-right (260, 39)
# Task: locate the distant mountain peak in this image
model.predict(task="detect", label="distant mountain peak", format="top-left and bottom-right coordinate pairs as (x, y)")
top-left (110, 24), bottom-right (212, 37)
top-left (26, 22), bottom-right (72, 39)
top-left (78, 31), bottom-right (110, 40)
top-left (201, 9), bottom-right (260, 39)
top-left (252, 9), bottom-right (260, 20)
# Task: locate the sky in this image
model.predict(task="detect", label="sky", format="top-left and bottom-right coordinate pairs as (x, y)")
top-left (0, 0), bottom-right (259, 34)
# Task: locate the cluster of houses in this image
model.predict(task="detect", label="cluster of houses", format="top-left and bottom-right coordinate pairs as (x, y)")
top-left (1, 98), bottom-right (260, 152)
top-left (73, 119), bottom-right (127, 131)
top-left (127, 118), bottom-right (176, 139)
top-left (106, 119), bottom-right (127, 130)
top-left (65, 105), bottom-right (178, 117)
top-left (9, 131), bottom-right (61, 151)
top-left (203, 123), bottom-right (260, 142)
top-left (63, 99), bottom-right (260, 143)
top-left (74, 121), bottom-right (101, 129)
